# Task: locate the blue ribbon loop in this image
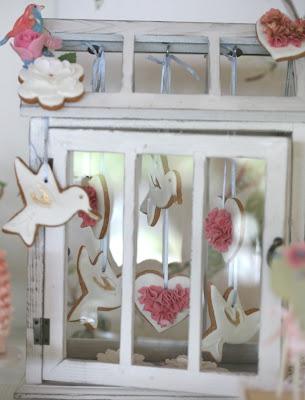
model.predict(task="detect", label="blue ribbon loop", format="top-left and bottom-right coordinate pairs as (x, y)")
top-left (147, 52), bottom-right (201, 94)
top-left (87, 44), bottom-right (106, 93)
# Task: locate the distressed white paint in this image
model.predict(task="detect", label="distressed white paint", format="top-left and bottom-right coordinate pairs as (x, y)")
top-left (187, 154), bottom-right (205, 373)
top-left (39, 128), bottom-right (288, 395)
top-left (20, 17), bottom-right (301, 400)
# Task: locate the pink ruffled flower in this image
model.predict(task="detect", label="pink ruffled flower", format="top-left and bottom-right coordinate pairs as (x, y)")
top-left (138, 284), bottom-right (190, 328)
top-left (284, 243), bottom-right (305, 269)
top-left (260, 8), bottom-right (305, 48)
top-left (78, 186), bottom-right (98, 228)
top-left (0, 251), bottom-right (11, 353)
top-left (11, 29), bottom-right (62, 63)
top-left (204, 208), bottom-right (233, 253)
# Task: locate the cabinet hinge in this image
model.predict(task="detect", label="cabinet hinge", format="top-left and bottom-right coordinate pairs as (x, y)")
top-left (33, 318), bottom-right (50, 346)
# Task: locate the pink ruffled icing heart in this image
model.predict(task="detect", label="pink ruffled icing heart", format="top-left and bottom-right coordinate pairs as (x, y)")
top-left (138, 284), bottom-right (190, 328)
top-left (204, 207), bottom-right (233, 253)
top-left (260, 9), bottom-right (305, 48)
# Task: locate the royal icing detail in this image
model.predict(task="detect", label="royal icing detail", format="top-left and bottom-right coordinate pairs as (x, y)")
top-left (2, 158), bottom-right (98, 247)
top-left (18, 56), bottom-right (85, 110)
top-left (78, 175), bottom-right (111, 239)
top-left (202, 285), bottom-right (260, 363)
top-left (68, 246), bottom-right (122, 329)
top-left (135, 271), bottom-right (190, 333)
top-left (140, 155), bottom-right (182, 226)
top-left (257, 9), bottom-right (305, 61)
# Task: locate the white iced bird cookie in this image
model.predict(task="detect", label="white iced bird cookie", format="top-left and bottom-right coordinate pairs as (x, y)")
top-left (18, 56), bottom-right (85, 110)
top-left (68, 246), bottom-right (122, 329)
top-left (140, 155), bottom-right (182, 226)
top-left (2, 158), bottom-right (98, 247)
top-left (222, 197), bottom-right (245, 263)
top-left (202, 285), bottom-right (260, 363)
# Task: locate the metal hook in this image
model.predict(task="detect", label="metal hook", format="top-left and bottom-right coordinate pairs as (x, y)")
top-left (166, 44), bottom-right (170, 56)
top-left (267, 237), bottom-right (284, 267)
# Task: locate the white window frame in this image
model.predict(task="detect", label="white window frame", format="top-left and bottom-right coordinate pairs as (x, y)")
top-left (39, 125), bottom-right (290, 397)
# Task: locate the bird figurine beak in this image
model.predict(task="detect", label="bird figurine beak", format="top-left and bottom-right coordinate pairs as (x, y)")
top-left (87, 210), bottom-right (100, 221)
top-left (38, 5), bottom-right (45, 10)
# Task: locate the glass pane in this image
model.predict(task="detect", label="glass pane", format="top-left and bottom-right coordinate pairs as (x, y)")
top-left (220, 53), bottom-right (289, 97)
top-left (66, 151), bottom-right (124, 364)
top-left (202, 157), bottom-right (265, 373)
top-left (133, 154), bottom-right (193, 369)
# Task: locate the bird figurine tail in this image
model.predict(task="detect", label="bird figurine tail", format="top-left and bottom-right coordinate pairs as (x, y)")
top-left (3, 210), bottom-right (36, 247)
top-left (0, 36), bottom-right (9, 47)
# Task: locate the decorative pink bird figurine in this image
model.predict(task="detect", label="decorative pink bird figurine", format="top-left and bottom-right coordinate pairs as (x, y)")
top-left (0, 4), bottom-right (45, 47)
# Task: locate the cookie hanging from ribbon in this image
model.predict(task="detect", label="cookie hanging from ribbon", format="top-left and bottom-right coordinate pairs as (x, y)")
top-left (256, 8), bottom-right (305, 61)
top-left (140, 155), bottom-right (182, 227)
top-left (135, 271), bottom-right (190, 333)
top-left (204, 160), bottom-right (245, 264)
top-left (201, 284), bottom-right (260, 363)
top-left (68, 246), bottom-right (122, 329)
top-left (78, 174), bottom-right (111, 240)
top-left (2, 158), bottom-right (99, 247)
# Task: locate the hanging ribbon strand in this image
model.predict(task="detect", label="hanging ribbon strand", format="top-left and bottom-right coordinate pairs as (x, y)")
top-left (225, 47), bottom-right (240, 304)
top-left (148, 46), bottom-right (198, 288)
top-left (87, 44), bottom-right (106, 93)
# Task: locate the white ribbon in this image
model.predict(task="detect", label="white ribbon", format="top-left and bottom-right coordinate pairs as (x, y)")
top-left (148, 51), bottom-right (200, 94)
top-left (87, 44), bottom-right (106, 93)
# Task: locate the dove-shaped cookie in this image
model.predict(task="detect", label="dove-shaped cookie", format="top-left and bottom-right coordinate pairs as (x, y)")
top-left (140, 155), bottom-right (182, 226)
top-left (68, 246), bottom-right (121, 329)
top-left (202, 284), bottom-right (260, 363)
top-left (2, 158), bottom-right (99, 247)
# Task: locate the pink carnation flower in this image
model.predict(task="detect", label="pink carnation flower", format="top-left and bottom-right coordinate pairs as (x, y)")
top-left (284, 242), bottom-right (305, 269)
top-left (204, 208), bottom-right (233, 253)
top-left (138, 284), bottom-right (190, 328)
top-left (78, 186), bottom-right (99, 228)
top-left (260, 8), bottom-right (305, 48)
top-left (11, 29), bottom-right (62, 63)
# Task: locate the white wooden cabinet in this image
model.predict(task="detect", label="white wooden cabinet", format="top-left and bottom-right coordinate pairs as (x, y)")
top-left (15, 18), bottom-right (305, 400)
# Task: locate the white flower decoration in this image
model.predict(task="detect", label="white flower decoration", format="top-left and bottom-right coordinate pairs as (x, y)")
top-left (18, 56), bottom-right (85, 110)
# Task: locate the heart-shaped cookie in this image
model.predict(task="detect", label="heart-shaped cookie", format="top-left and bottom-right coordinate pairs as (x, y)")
top-left (135, 271), bottom-right (190, 333)
top-left (256, 9), bottom-right (305, 61)
top-left (222, 198), bottom-right (245, 263)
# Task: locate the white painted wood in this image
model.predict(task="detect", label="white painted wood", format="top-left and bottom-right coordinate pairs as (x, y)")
top-left (208, 34), bottom-right (221, 96)
top-left (47, 129), bottom-right (288, 159)
top-left (187, 154), bottom-right (205, 373)
top-left (291, 125), bottom-right (305, 242)
top-left (119, 152), bottom-right (139, 366)
top-left (121, 34), bottom-right (135, 93)
top-left (13, 19), bottom-right (304, 122)
top-left (295, 58), bottom-right (305, 98)
top-left (25, 118), bottom-right (47, 385)
top-left (257, 137), bottom-right (290, 382)
top-left (48, 118), bottom-right (294, 132)
top-left (41, 18), bottom-right (276, 39)
top-left (40, 128), bottom-right (288, 395)
top-left (43, 137), bottom-right (68, 379)
top-left (15, 383), bottom-right (209, 399)
top-left (21, 93), bottom-right (305, 121)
